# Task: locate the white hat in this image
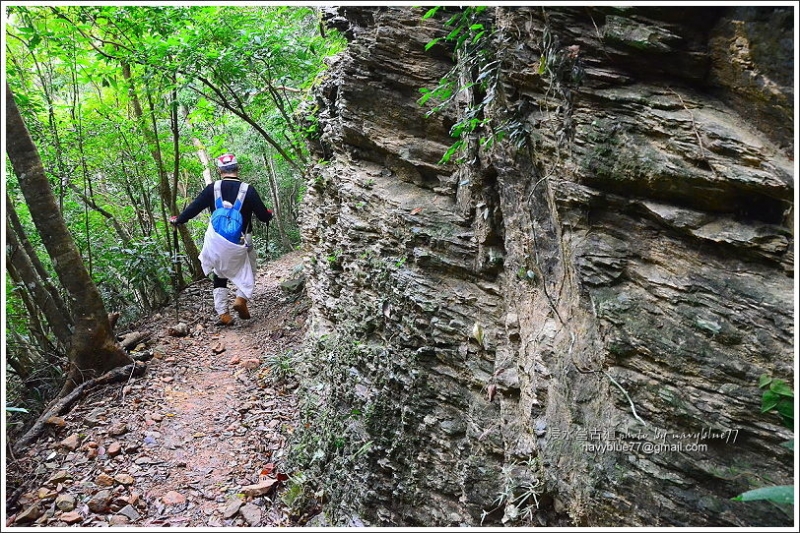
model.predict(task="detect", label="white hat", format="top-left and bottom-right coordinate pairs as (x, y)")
top-left (216, 153), bottom-right (238, 167)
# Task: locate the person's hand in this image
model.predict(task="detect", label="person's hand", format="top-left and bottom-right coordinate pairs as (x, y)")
top-left (169, 215), bottom-right (179, 226)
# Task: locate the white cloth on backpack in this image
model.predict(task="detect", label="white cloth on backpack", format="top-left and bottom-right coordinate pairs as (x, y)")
top-left (199, 224), bottom-right (256, 300)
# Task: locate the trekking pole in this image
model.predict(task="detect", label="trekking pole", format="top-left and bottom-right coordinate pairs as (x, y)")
top-left (264, 220), bottom-right (270, 264)
top-left (172, 221), bottom-right (180, 320)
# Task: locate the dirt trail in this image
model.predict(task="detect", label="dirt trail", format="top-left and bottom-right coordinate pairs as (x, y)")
top-left (5, 251), bottom-right (310, 527)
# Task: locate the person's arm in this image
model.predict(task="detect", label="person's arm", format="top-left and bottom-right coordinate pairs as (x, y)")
top-left (248, 186), bottom-right (274, 223)
top-left (172, 184), bottom-right (214, 224)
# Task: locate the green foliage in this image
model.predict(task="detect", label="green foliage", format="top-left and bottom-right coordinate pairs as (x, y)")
top-left (5, 4), bottom-right (343, 300)
top-left (281, 471), bottom-right (315, 519)
top-left (105, 5), bottom-right (345, 166)
top-left (5, 6), bottom-right (345, 425)
top-left (418, 6), bottom-right (496, 164)
top-left (262, 350), bottom-right (301, 385)
top-left (421, 6), bottom-right (488, 52)
top-left (420, 7), bottom-right (584, 164)
top-left (108, 238), bottom-right (172, 298)
top-left (758, 375), bottom-right (794, 429)
top-left (733, 485), bottom-right (794, 505)
top-left (284, 330), bottom-right (422, 525)
top-left (732, 375), bottom-right (794, 506)
top-left (325, 249), bottom-right (342, 266)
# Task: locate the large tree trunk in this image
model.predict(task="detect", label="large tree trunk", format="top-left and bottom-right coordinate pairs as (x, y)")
top-left (6, 82), bottom-right (132, 398)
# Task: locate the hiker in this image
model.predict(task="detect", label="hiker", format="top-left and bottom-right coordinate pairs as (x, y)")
top-left (170, 153), bottom-right (273, 325)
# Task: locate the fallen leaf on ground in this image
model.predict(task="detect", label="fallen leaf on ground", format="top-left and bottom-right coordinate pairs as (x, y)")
top-left (45, 416), bottom-right (66, 427)
top-left (241, 478), bottom-right (278, 497)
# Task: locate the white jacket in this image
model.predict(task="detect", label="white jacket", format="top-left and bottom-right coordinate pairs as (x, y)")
top-left (198, 223), bottom-right (256, 299)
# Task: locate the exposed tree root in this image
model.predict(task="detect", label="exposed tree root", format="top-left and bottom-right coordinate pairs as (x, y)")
top-left (11, 361), bottom-right (148, 456)
top-left (118, 330), bottom-right (152, 351)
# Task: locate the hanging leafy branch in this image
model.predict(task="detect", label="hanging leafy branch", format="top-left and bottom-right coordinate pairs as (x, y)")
top-left (418, 7), bottom-right (585, 164)
top-left (417, 6), bottom-right (499, 164)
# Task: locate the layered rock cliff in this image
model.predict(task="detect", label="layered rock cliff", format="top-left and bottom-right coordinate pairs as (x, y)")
top-left (296, 6), bottom-right (794, 527)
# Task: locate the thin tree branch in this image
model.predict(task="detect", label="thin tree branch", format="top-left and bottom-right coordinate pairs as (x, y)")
top-left (49, 7), bottom-right (136, 60)
top-left (190, 81), bottom-right (304, 171)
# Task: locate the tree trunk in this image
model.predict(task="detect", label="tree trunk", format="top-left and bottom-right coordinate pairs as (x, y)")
top-left (7, 331), bottom-right (47, 387)
top-left (6, 222), bottom-right (73, 348)
top-left (6, 194), bottom-right (72, 322)
top-left (192, 138), bottom-right (214, 186)
top-left (183, 103), bottom-right (214, 186)
top-left (169, 84), bottom-right (186, 286)
top-left (262, 151), bottom-right (292, 251)
top-left (6, 82), bottom-right (132, 398)
top-left (6, 262), bottom-right (54, 355)
top-left (122, 62), bottom-right (204, 280)
top-left (120, 152), bottom-right (156, 236)
top-left (146, 84), bottom-right (204, 282)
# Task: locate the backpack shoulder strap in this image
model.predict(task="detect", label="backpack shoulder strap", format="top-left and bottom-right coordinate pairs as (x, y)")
top-left (213, 180), bottom-right (224, 209)
top-left (233, 182), bottom-right (249, 211)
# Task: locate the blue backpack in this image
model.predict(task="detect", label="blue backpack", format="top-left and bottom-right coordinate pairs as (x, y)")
top-left (211, 180), bottom-right (249, 243)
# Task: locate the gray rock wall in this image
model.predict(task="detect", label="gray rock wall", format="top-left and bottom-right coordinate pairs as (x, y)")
top-left (297, 6), bottom-right (794, 527)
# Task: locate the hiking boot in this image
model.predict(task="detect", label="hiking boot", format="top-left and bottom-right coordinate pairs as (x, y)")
top-left (216, 313), bottom-right (234, 326)
top-left (233, 297), bottom-right (251, 320)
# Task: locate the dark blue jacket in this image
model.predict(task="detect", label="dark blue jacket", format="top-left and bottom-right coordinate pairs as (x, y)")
top-left (176, 178), bottom-right (273, 232)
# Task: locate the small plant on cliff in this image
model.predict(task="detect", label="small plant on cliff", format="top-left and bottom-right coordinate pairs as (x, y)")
top-left (283, 333), bottom-right (387, 524)
top-left (757, 375), bottom-right (794, 429)
top-left (732, 375), bottom-right (793, 506)
top-left (261, 350), bottom-right (300, 385)
top-left (481, 456), bottom-right (544, 525)
top-left (325, 248), bottom-right (342, 267)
